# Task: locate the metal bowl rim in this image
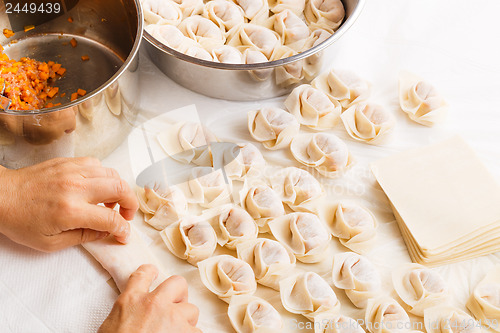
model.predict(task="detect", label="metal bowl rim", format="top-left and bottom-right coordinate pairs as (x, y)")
top-left (144, 0), bottom-right (365, 71)
top-left (0, 0), bottom-right (144, 115)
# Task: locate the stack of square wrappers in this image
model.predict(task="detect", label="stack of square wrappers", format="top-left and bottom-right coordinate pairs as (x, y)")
top-left (371, 136), bottom-right (500, 266)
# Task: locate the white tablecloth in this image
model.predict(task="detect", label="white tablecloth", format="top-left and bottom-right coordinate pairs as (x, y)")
top-left (1, 0), bottom-right (500, 332)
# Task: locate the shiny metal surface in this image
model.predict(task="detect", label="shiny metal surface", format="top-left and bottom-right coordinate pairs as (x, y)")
top-left (144, 0), bottom-right (364, 101)
top-left (0, 0), bottom-right (143, 168)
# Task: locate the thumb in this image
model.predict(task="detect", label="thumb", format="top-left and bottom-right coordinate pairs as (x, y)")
top-left (51, 229), bottom-right (110, 251)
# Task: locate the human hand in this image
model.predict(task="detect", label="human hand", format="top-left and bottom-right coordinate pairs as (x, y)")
top-left (99, 265), bottom-right (201, 333)
top-left (0, 157), bottom-right (138, 252)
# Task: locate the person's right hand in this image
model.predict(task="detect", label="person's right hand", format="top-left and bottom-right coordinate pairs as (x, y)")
top-left (0, 157), bottom-right (138, 252)
top-left (99, 265), bottom-right (201, 333)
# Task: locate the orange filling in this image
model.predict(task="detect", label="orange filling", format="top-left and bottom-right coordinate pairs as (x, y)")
top-left (0, 50), bottom-right (66, 111)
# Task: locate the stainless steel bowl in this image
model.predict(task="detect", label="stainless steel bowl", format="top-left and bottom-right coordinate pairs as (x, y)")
top-left (0, 0), bottom-right (143, 169)
top-left (144, 0), bottom-right (364, 101)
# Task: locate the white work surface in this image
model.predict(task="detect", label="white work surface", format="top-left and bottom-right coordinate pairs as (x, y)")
top-left (1, 0), bottom-right (500, 332)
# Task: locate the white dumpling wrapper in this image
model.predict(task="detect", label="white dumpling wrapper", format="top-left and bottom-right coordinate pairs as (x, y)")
top-left (466, 265), bottom-right (500, 329)
top-left (399, 71), bottom-right (448, 127)
top-left (248, 107), bottom-right (300, 150)
top-left (365, 297), bottom-right (410, 333)
top-left (312, 69), bottom-right (371, 109)
top-left (268, 212), bottom-right (331, 263)
top-left (236, 238), bottom-right (296, 290)
top-left (198, 255), bottom-right (257, 303)
top-left (184, 167), bottom-right (232, 208)
top-left (157, 121), bottom-right (218, 166)
top-left (423, 306), bottom-right (481, 333)
top-left (341, 103), bottom-right (395, 145)
top-left (332, 252), bottom-right (381, 308)
top-left (178, 15), bottom-right (226, 50)
top-left (280, 271), bottom-right (341, 321)
top-left (160, 216), bottom-right (217, 266)
top-left (228, 24), bottom-right (281, 59)
top-left (207, 204), bottom-right (259, 250)
top-left (392, 263), bottom-right (449, 317)
top-left (137, 186), bottom-right (188, 230)
top-left (202, 0), bottom-right (245, 31)
top-left (270, 167), bottom-right (324, 212)
top-left (228, 295), bottom-right (284, 333)
top-left (183, 44), bottom-right (215, 61)
top-left (240, 182), bottom-right (285, 232)
top-left (285, 84), bottom-right (341, 130)
top-left (313, 313), bottom-right (366, 333)
top-left (142, 0), bottom-right (183, 26)
top-left (322, 202), bottom-right (377, 254)
top-left (269, 0), bottom-right (305, 16)
top-left (304, 0), bottom-right (345, 33)
top-left (212, 142), bottom-right (265, 180)
top-left (171, 0), bottom-right (204, 17)
top-left (211, 45), bottom-right (244, 64)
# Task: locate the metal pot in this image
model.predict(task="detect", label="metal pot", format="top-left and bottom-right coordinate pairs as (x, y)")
top-left (144, 0), bottom-right (364, 101)
top-left (0, 0), bottom-right (143, 169)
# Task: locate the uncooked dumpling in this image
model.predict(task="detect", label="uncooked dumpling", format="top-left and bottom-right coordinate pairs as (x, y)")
top-left (323, 202), bottom-right (377, 254)
top-left (304, 0), bottom-right (345, 33)
top-left (332, 252), bottom-right (381, 308)
top-left (142, 0), bottom-right (183, 25)
top-left (248, 107), bottom-right (300, 150)
top-left (285, 84), bottom-right (341, 130)
top-left (423, 306), bottom-right (481, 333)
top-left (212, 142), bottom-right (265, 180)
top-left (272, 50), bottom-right (305, 87)
top-left (160, 216), bottom-right (217, 266)
top-left (280, 271), bottom-right (341, 321)
top-left (312, 69), bottom-right (371, 109)
top-left (186, 167), bottom-right (232, 208)
top-left (171, 0), bottom-right (204, 17)
top-left (211, 45), bottom-right (244, 64)
top-left (240, 183), bottom-right (285, 231)
top-left (137, 186), bottom-right (188, 230)
top-left (268, 212), bottom-right (331, 263)
top-left (290, 133), bottom-right (352, 179)
top-left (270, 167), bottom-right (323, 212)
top-left (178, 15), bottom-right (226, 50)
top-left (236, 238), bottom-right (296, 290)
top-left (228, 295), bottom-right (283, 333)
top-left (303, 29), bottom-right (331, 80)
top-left (466, 266), bottom-right (500, 330)
top-left (202, 0), bottom-right (245, 31)
top-left (157, 121), bottom-right (218, 166)
top-left (273, 10), bottom-right (311, 48)
top-left (198, 255), bottom-right (257, 303)
top-left (231, 0), bottom-right (269, 21)
top-left (313, 313), bottom-right (366, 333)
top-left (399, 71), bottom-right (448, 126)
top-left (183, 44), bottom-right (215, 61)
top-left (341, 103), bottom-right (395, 145)
top-left (244, 49), bottom-right (273, 81)
top-left (208, 204), bottom-right (259, 250)
top-left (269, 0), bottom-right (305, 16)
top-left (365, 297), bottom-right (410, 333)
top-left (392, 263), bottom-right (449, 317)
top-left (228, 24), bottom-right (281, 59)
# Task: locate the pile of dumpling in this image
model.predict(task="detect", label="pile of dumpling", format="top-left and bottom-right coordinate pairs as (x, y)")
top-left (141, 0), bottom-right (344, 64)
top-left (135, 120), bottom-right (389, 332)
